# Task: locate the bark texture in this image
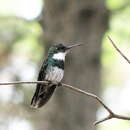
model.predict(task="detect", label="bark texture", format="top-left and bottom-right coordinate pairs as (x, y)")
top-left (38, 0), bottom-right (109, 130)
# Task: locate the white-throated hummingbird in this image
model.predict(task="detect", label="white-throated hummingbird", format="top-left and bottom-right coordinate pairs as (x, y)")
top-left (31, 43), bottom-right (83, 108)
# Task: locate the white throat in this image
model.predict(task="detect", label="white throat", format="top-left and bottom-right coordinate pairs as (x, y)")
top-left (53, 52), bottom-right (66, 60)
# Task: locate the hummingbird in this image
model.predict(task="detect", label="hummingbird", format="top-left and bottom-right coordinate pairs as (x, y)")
top-left (31, 43), bottom-right (82, 108)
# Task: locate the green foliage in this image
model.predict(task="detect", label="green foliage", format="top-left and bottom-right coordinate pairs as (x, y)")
top-left (106, 0), bottom-right (130, 10)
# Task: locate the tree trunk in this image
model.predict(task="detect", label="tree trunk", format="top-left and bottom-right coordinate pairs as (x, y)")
top-left (38, 0), bottom-right (109, 130)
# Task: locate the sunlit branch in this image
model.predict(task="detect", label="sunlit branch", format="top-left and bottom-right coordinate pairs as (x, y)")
top-left (0, 81), bottom-right (130, 125)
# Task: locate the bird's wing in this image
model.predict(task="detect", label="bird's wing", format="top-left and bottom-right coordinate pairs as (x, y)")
top-left (31, 59), bottom-right (56, 108)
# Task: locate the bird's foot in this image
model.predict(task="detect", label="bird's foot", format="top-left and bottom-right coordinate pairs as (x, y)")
top-left (46, 80), bottom-right (51, 85)
top-left (46, 80), bottom-right (60, 86)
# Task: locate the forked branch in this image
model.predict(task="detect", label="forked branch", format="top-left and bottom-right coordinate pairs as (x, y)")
top-left (0, 81), bottom-right (130, 125)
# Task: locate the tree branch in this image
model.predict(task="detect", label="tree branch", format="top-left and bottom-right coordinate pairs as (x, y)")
top-left (0, 81), bottom-right (130, 125)
top-left (0, 81), bottom-right (48, 86)
top-left (108, 36), bottom-right (130, 64)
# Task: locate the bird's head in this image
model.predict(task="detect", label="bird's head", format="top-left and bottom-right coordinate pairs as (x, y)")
top-left (48, 43), bottom-right (83, 60)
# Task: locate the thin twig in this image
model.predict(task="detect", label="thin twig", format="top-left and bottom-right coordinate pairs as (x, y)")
top-left (62, 83), bottom-right (113, 114)
top-left (94, 114), bottom-right (112, 125)
top-left (108, 36), bottom-right (130, 64)
top-left (0, 81), bottom-right (48, 86)
top-left (0, 81), bottom-right (130, 125)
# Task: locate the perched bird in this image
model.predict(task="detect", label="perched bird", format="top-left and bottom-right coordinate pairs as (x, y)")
top-left (31, 43), bottom-right (82, 108)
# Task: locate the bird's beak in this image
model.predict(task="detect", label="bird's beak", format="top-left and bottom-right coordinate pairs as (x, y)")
top-left (66, 43), bottom-right (84, 50)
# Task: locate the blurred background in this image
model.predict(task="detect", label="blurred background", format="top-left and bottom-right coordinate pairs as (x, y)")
top-left (0, 0), bottom-right (130, 130)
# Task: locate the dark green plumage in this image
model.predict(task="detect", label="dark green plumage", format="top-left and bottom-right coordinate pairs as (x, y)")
top-left (48, 58), bottom-right (64, 69)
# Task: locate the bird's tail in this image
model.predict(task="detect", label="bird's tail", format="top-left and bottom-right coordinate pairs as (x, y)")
top-left (31, 83), bottom-right (56, 108)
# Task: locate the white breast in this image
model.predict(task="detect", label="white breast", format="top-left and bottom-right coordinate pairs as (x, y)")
top-left (45, 66), bottom-right (64, 83)
top-left (52, 52), bottom-right (66, 61)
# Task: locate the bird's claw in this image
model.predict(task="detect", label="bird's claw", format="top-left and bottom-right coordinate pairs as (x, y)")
top-left (46, 80), bottom-right (61, 86)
